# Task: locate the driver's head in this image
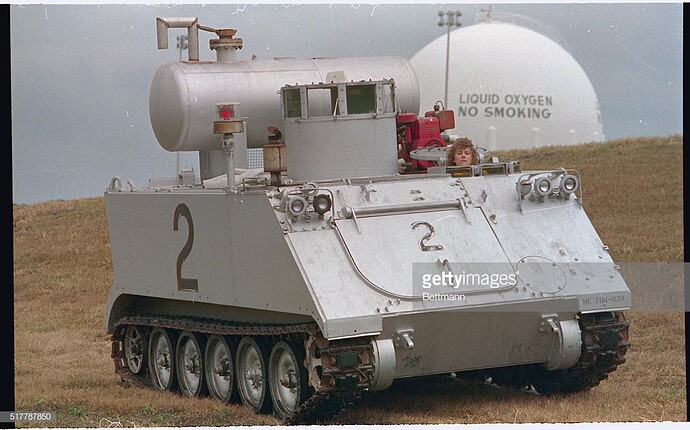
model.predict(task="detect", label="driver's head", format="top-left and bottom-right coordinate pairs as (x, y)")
top-left (447, 137), bottom-right (477, 166)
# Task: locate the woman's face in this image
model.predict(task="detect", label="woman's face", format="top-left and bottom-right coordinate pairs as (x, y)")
top-left (454, 147), bottom-right (474, 166)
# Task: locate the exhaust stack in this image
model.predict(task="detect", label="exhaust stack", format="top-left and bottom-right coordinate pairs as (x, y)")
top-left (157, 17), bottom-right (243, 63)
top-left (156, 17), bottom-right (199, 61)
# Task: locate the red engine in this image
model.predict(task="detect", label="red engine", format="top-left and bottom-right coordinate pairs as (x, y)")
top-left (397, 107), bottom-right (456, 172)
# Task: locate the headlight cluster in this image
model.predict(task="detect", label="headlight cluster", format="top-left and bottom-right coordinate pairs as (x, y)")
top-left (516, 170), bottom-right (581, 203)
top-left (283, 182), bottom-right (333, 219)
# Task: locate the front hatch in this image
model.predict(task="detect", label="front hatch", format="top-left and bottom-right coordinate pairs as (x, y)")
top-left (334, 204), bottom-right (516, 302)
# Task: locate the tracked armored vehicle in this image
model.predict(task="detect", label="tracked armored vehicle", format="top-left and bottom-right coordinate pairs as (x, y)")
top-left (104, 17), bottom-right (630, 424)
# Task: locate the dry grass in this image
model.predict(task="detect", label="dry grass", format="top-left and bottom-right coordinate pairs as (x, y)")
top-left (13, 135), bottom-right (685, 426)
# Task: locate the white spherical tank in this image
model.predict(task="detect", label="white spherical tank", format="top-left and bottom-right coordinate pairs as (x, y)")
top-left (410, 21), bottom-right (605, 151)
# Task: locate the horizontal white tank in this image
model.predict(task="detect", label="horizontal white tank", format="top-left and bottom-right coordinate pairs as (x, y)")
top-left (410, 21), bottom-right (605, 151)
top-left (149, 57), bottom-right (420, 151)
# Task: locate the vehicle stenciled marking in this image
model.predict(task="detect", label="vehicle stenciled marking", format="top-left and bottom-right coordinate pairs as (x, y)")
top-left (581, 295), bottom-right (626, 306)
top-left (173, 203), bottom-right (199, 291)
top-left (410, 221), bottom-right (443, 252)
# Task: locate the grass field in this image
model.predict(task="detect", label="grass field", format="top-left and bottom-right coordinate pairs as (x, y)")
top-left (13, 135), bottom-right (685, 427)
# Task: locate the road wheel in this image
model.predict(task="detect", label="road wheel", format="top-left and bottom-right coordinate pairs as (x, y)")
top-left (205, 334), bottom-right (239, 403)
top-left (236, 337), bottom-right (272, 413)
top-left (268, 341), bottom-right (309, 419)
top-left (176, 331), bottom-right (206, 397)
top-left (148, 327), bottom-right (177, 391)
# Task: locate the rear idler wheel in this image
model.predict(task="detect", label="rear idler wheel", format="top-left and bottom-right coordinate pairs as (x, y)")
top-left (124, 325), bottom-right (148, 375)
top-left (236, 337), bottom-right (273, 413)
top-left (148, 327), bottom-right (178, 391)
top-left (205, 334), bottom-right (239, 404)
top-left (268, 341), bottom-right (310, 419)
top-left (176, 331), bottom-right (207, 397)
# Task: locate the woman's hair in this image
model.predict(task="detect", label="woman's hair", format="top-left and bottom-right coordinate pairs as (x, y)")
top-left (447, 137), bottom-right (478, 166)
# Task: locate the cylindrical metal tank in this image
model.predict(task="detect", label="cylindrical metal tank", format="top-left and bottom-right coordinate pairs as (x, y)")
top-left (149, 57), bottom-right (420, 151)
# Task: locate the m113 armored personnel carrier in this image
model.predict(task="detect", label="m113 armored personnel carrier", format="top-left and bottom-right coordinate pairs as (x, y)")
top-left (104, 17), bottom-right (630, 424)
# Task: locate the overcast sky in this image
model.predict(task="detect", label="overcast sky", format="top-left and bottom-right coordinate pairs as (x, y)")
top-left (10, 2), bottom-right (683, 205)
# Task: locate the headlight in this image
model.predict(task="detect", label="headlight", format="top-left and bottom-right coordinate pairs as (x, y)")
top-left (313, 194), bottom-right (332, 215)
top-left (534, 177), bottom-right (552, 197)
top-left (287, 196), bottom-right (308, 217)
top-left (559, 174), bottom-right (579, 196)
